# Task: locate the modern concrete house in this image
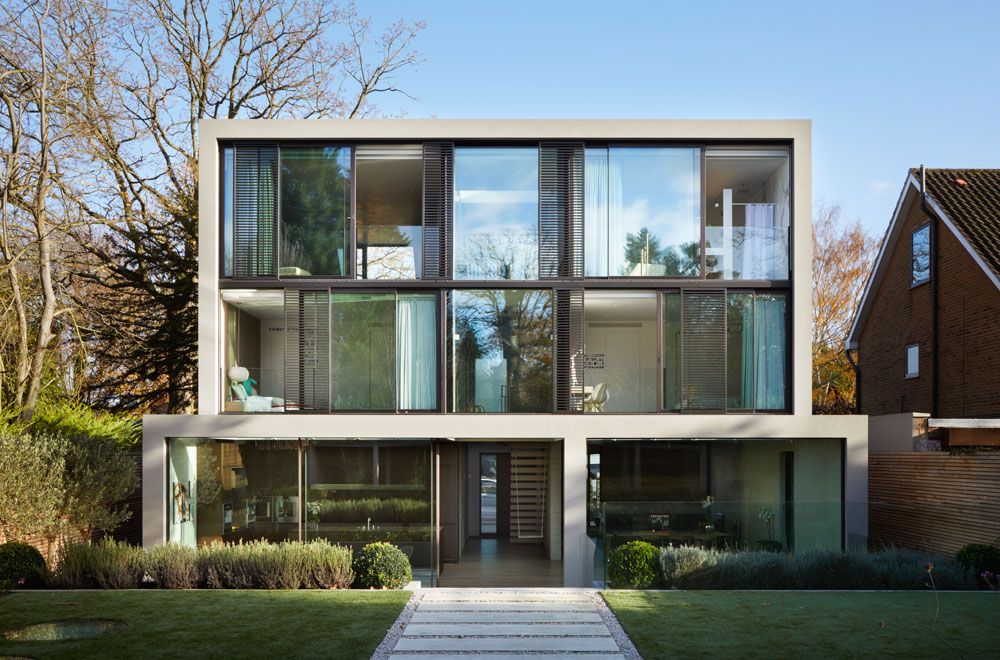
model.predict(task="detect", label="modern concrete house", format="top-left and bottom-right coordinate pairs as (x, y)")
top-left (142, 119), bottom-right (867, 587)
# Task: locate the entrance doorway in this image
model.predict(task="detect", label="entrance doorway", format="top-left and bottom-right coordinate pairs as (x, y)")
top-left (435, 440), bottom-right (563, 587)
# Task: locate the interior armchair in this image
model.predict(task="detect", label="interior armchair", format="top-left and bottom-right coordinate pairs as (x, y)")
top-left (227, 365), bottom-right (285, 412)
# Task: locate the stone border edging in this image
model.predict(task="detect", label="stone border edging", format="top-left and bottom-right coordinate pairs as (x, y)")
top-left (593, 591), bottom-right (642, 660)
top-left (370, 590), bottom-right (423, 660)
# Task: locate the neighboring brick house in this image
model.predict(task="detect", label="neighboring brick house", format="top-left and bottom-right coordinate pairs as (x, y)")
top-left (848, 168), bottom-right (1000, 555)
top-left (848, 168), bottom-right (1000, 424)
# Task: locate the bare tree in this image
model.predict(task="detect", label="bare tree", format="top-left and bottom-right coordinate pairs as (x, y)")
top-left (61, 0), bottom-right (425, 413)
top-left (812, 202), bottom-right (880, 414)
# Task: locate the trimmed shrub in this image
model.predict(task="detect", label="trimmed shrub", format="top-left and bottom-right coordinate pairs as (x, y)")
top-left (659, 545), bottom-right (977, 590)
top-left (52, 539), bottom-right (144, 589)
top-left (352, 542), bottom-right (411, 589)
top-left (0, 541), bottom-right (48, 589)
top-left (51, 541), bottom-right (100, 588)
top-left (147, 543), bottom-right (198, 589)
top-left (300, 540), bottom-right (353, 589)
top-left (608, 541), bottom-right (661, 589)
top-left (197, 541), bottom-right (257, 589)
top-left (314, 498), bottom-right (430, 524)
top-left (955, 544), bottom-right (1000, 585)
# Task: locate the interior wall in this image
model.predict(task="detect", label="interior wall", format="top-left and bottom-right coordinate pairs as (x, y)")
top-left (545, 441), bottom-right (563, 560)
top-left (259, 314), bottom-right (284, 395)
top-left (584, 321), bottom-right (657, 412)
top-left (439, 443), bottom-right (460, 563)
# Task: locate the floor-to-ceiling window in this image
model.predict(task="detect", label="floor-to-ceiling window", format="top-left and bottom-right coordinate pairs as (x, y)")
top-left (585, 147), bottom-right (702, 277)
top-left (355, 144), bottom-right (423, 279)
top-left (451, 289), bottom-right (553, 412)
top-left (454, 147), bottom-right (539, 280)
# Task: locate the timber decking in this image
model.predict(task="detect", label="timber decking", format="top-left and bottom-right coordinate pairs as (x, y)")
top-left (438, 538), bottom-right (563, 588)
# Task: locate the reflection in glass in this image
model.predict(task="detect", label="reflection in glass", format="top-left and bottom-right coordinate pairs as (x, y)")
top-left (454, 148), bottom-right (539, 280)
top-left (280, 146), bottom-right (351, 277)
top-left (705, 148), bottom-right (790, 280)
top-left (305, 440), bottom-right (432, 581)
top-left (222, 147), bottom-right (234, 276)
top-left (356, 145), bottom-right (422, 279)
top-left (168, 438), bottom-right (299, 546)
top-left (452, 289), bottom-right (552, 412)
top-left (727, 293), bottom-right (754, 409)
top-left (585, 147), bottom-right (701, 277)
top-left (911, 224), bottom-right (930, 284)
top-left (587, 438), bottom-right (843, 557)
top-left (330, 293), bottom-right (396, 410)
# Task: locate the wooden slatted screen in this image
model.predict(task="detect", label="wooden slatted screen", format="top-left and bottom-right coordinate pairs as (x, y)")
top-left (422, 142), bottom-right (454, 279)
top-left (554, 289), bottom-right (584, 412)
top-left (869, 452), bottom-right (1000, 556)
top-left (681, 289), bottom-right (726, 410)
top-left (539, 142), bottom-right (584, 278)
top-left (284, 289), bottom-right (330, 412)
top-left (510, 444), bottom-right (548, 543)
top-left (233, 143), bottom-right (278, 277)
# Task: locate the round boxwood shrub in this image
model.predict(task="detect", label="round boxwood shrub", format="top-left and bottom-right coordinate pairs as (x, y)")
top-left (0, 541), bottom-right (48, 589)
top-left (955, 543), bottom-right (1000, 585)
top-left (608, 540), bottom-right (661, 589)
top-left (351, 542), bottom-right (411, 589)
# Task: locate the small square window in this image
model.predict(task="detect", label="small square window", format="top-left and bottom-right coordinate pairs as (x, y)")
top-left (911, 224), bottom-right (930, 286)
top-left (905, 344), bottom-right (919, 378)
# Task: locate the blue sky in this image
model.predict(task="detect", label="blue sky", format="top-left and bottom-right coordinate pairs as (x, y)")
top-left (365, 0), bottom-right (999, 236)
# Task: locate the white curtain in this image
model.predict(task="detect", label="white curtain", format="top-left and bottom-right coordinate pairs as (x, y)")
top-left (396, 295), bottom-right (436, 409)
top-left (584, 150), bottom-right (608, 276)
top-left (743, 203), bottom-right (775, 279)
top-left (608, 158), bottom-right (624, 275)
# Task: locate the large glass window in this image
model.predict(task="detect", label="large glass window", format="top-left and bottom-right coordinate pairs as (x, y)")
top-left (451, 289), bottom-right (553, 412)
top-left (221, 290), bottom-right (286, 412)
top-left (168, 438), bottom-right (299, 546)
top-left (222, 146), bottom-right (234, 277)
top-left (356, 145), bottom-right (422, 279)
top-left (330, 293), bottom-right (396, 410)
top-left (583, 291), bottom-right (658, 413)
top-left (305, 440), bottom-right (433, 581)
top-left (454, 148), bottom-right (539, 280)
top-left (587, 438), bottom-right (844, 572)
top-left (280, 146), bottom-right (351, 277)
top-left (585, 147), bottom-right (702, 277)
top-left (705, 147), bottom-right (790, 280)
top-left (911, 223), bottom-right (930, 285)
top-left (726, 292), bottom-right (787, 410)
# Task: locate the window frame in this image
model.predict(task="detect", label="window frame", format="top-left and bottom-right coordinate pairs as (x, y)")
top-left (905, 343), bottom-right (920, 379)
top-left (911, 222), bottom-right (931, 287)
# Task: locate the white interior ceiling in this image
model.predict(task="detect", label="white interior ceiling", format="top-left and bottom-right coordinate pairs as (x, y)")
top-left (222, 291), bottom-right (284, 322)
top-left (706, 155), bottom-right (786, 203)
top-left (584, 292), bottom-right (658, 322)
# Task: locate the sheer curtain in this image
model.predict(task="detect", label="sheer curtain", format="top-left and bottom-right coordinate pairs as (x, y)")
top-left (743, 203), bottom-right (775, 279)
top-left (397, 294), bottom-right (437, 409)
top-left (584, 149), bottom-right (609, 276)
top-left (738, 299), bottom-right (754, 409)
top-left (754, 293), bottom-right (786, 409)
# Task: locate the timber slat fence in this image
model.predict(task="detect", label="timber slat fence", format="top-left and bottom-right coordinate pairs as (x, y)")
top-left (869, 451), bottom-right (1000, 556)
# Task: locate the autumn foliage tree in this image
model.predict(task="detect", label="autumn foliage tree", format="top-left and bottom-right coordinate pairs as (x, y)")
top-left (812, 203), bottom-right (880, 414)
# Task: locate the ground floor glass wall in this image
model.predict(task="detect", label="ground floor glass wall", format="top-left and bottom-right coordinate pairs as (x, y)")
top-left (587, 438), bottom-right (843, 582)
top-left (167, 438), bottom-right (434, 582)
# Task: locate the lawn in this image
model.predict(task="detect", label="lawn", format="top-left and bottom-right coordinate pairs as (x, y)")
top-left (603, 590), bottom-right (1000, 660)
top-left (0, 590), bottom-right (410, 660)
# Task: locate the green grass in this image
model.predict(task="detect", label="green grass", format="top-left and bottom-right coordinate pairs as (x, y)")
top-left (603, 590), bottom-right (1000, 660)
top-left (0, 590), bottom-right (410, 659)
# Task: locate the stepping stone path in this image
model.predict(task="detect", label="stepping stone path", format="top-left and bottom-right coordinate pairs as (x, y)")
top-left (384, 589), bottom-right (631, 659)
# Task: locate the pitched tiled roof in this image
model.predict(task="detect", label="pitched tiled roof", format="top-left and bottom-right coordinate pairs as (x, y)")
top-left (912, 168), bottom-right (1000, 279)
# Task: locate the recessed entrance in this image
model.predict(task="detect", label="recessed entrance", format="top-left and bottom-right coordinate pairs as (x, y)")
top-left (436, 440), bottom-right (562, 588)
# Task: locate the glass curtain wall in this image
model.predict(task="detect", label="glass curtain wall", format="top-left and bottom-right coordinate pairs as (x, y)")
top-left (585, 147), bottom-right (702, 277)
top-left (356, 145), bottom-right (423, 279)
top-left (587, 438), bottom-right (843, 575)
top-left (168, 438), bottom-right (300, 546)
top-left (280, 146), bottom-right (351, 277)
top-left (454, 148), bottom-right (539, 280)
top-left (451, 289), bottom-right (553, 412)
top-left (305, 440), bottom-right (433, 580)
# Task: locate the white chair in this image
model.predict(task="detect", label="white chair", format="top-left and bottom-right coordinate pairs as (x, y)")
top-left (585, 382), bottom-right (609, 412)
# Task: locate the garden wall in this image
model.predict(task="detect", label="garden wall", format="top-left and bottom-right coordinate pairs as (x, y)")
top-left (869, 451), bottom-right (1000, 556)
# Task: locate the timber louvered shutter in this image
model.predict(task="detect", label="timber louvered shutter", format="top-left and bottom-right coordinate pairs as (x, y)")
top-left (233, 143), bottom-right (278, 277)
top-left (681, 289), bottom-right (726, 410)
top-left (539, 142), bottom-right (584, 278)
top-left (422, 142), bottom-right (454, 279)
top-left (284, 289), bottom-right (329, 412)
top-left (554, 289), bottom-right (584, 412)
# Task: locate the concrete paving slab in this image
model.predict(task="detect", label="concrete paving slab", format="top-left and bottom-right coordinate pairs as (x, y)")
top-left (402, 623), bottom-right (610, 636)
top-left (421, 591), bottom-right (593, 602)
top-left (408, 611), bottom-right (604, 623)
top-left (416, 601), bottom-right (593, 612)
top-left (393, 637), bottom-right (621, 652)
top-left (390, 655), bottom-right (624, 660)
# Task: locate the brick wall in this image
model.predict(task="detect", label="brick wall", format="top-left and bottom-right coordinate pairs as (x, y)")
top-left (859, 202), bottom-right (1000, 417)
